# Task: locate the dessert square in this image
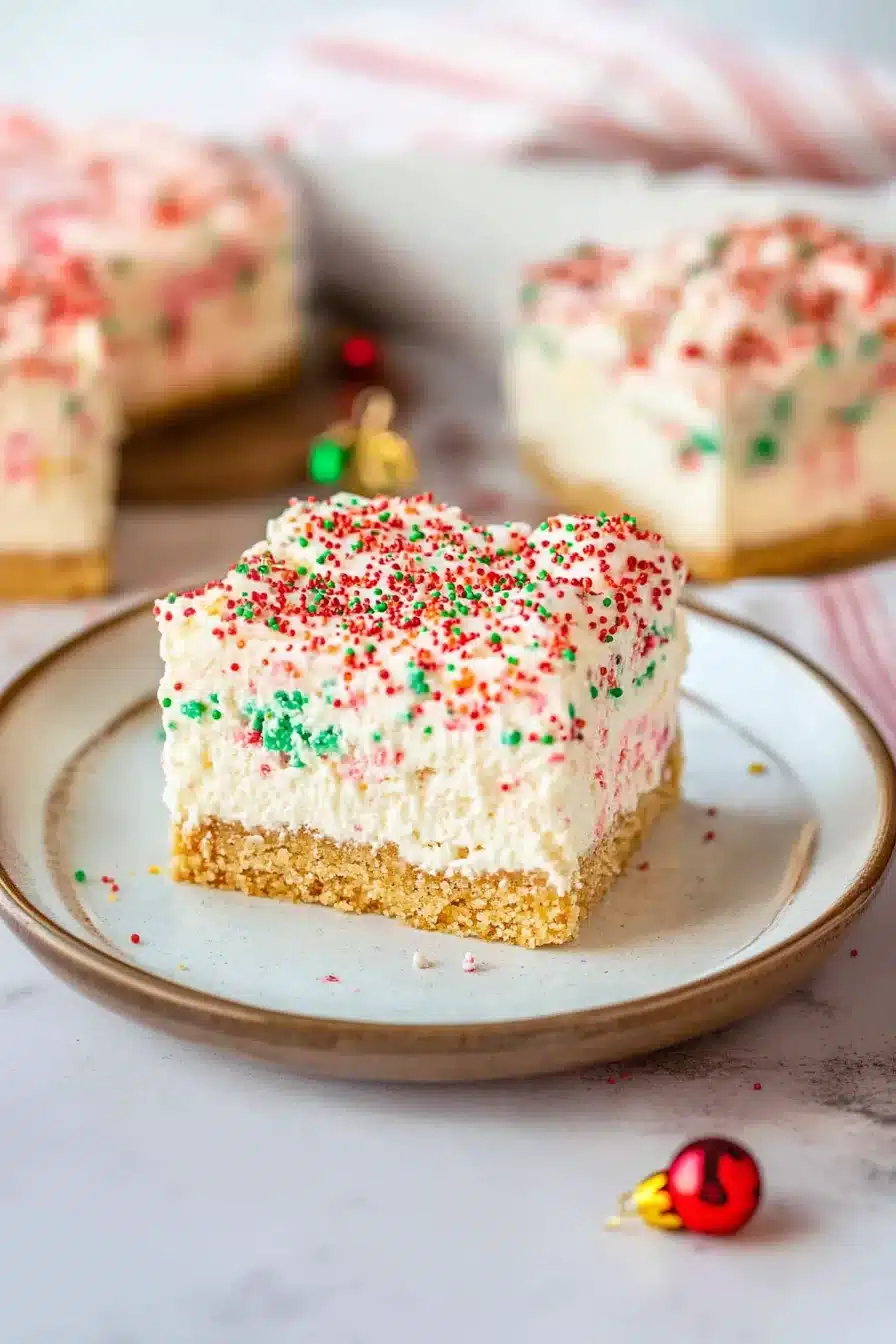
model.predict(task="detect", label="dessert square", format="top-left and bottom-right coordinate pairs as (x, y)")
top-left (0, 234), bottom-right (121, 599)
top-left (1, 111), bottom-right (302, 425)
top-left (157, 493), bottom-right (686, 948)
top-left (509, 216), bottom-right (896, 580)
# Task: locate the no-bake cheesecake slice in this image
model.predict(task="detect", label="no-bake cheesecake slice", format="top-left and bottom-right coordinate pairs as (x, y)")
top-left (510, 215), bottom-right (896, 580)
top-left (156, 493), bottom-right (687, 947)
top-left (0, 234), bottom-right (121, 599)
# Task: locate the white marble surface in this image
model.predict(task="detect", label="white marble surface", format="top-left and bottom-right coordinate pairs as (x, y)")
top-left (0, 9), bottom-right (893, 1336)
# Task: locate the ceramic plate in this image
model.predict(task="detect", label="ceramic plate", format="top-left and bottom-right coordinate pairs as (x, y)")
top-left (0, 598), bottom-right (892, 1082)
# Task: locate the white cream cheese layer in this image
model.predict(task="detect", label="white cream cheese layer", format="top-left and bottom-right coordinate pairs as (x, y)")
top-left (157, 495), bottom-right (687, 890)
top-left (0, 323), bottom-right (121, 554)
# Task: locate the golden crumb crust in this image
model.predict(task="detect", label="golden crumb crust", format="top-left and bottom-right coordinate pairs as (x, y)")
top-left (171, 739), bottom-right (682, 949)
top-left (0, 547), bottom-right (110, 600)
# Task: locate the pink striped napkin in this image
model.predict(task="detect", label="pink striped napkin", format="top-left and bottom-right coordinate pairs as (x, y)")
top-left (262, 0), bottom-right (896, 183)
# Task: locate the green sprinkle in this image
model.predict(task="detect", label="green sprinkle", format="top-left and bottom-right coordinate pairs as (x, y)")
top-left (838, 397), bottom-right (873, 425)
top-left (502, 729), bottom-right (523, 746)
top-left (541, 734), bottom-right (554, 745)
top-left (209, 693), bottom-right (219, 703)
top-left (707, 232), bottom-right (729, 264)
top-left (372, 731), bottom-right (382, 742)
top-left (312, 725), bottom-right (342, 757)
top-left (423, 725), bottom-right (433, 736)
top-left (589, 685), bottom-right (598, 699)
top-left (408, 667), bottom-right (430, 696)
top-left (211, 709), bottom-right (222, 720)
top-left (859, 332), bottom-right (883, 358)
top-left (181, 700), bottom-right (206, 719)
top-left (689, 431), bottom-right (720, 456)
top-left (507, 656), bottom-right (519, 666)
top-left (771, 391), bottom-right (793, 423)
top-left (161, 696), bottom-right (172, 708)
top-left (520, 280), bottom-right (540, 309)
top-left (561, 648), bottom-right (576, 662)
top-left (749, 433), bottom-right (779, 465)
top-left (608, 687), bottom-right (624, 699)
top-left (489, 633), bottom-right (502, 645)
top-left (817, 343), bottom-right (837, 367)
top-left (602, 597), bottom-right (612, 608)
top-left (74, 870), bottom-right (86, 883)
top-left (568, 703), bottom-right (576, 718)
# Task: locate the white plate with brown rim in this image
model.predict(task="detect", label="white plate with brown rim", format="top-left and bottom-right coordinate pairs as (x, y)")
top-left (0, 595), bottom-right (892, 1082)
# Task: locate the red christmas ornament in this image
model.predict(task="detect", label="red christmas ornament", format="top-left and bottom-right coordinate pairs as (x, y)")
top-left (607, 1137), bottom-right (762, 1237)
top-left (341, 333), bottom-right (380, 372)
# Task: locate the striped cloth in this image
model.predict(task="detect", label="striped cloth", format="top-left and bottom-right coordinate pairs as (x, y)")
top-left (262, 0), bottom-right (896, 183)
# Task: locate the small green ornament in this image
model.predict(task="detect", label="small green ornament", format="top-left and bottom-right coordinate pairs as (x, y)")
top-left (309, 436), bottom-right (349, 484)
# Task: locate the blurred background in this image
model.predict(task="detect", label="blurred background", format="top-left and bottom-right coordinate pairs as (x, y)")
top-left (5, 0), bottom-right (896, 130)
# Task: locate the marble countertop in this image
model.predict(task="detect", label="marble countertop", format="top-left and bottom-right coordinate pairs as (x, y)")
top-left (0, 9), bottom-right (893, 1333)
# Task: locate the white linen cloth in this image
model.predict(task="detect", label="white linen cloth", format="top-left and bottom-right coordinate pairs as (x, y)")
top-left (262, 0), bottom-right (896, 183)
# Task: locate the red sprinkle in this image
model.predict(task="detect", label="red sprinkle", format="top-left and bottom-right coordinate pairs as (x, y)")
top-left (637, 861), bottom-right (650, 871)
top-left (707, 806), bottom-right (718, 817)
top-left (320, 974), bottom-right (340, 983)
top-left (850, 948), bottom-right (859, 957)
top-left (130, 933), bottom-right (141, 945)
top-left (753, 1082), bottom-right (762, 1091)
top-left (703, 830), bottom-right (716, 842)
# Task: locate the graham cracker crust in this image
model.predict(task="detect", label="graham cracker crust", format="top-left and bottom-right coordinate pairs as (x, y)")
top-left (171, 739), bottom-right (682, 949)
top-left (522, 440), bottom-right (896, 582)
top-left (0, 547), bottom-right (109, 600)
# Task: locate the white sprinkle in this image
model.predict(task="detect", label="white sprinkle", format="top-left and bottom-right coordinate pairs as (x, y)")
top-left (462, 952), bottom-right (477, 973)
top-left (412, 950), bottom-right (433, 971)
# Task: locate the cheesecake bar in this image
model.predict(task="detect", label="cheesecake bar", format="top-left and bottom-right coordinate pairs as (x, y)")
top-left (0, 236), bottom-right (121, 599)
top-left (510, 215), bottom-right (896, 580)
top-left (2, 111), bottom-right (301, 425)
top-left (156, 493), bottom-right (686, 948)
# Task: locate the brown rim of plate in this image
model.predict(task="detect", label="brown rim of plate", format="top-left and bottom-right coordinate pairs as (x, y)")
top-left (0, 593), bottom-right (893, 1066)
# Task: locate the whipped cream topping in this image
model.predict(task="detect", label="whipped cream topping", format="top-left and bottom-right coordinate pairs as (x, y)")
top-left (0, 109), bottom-right (300, 416)
top-left (157, 495), bottom-right (686, 888)
top-left (523, 217), bottom-right (896, 402)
